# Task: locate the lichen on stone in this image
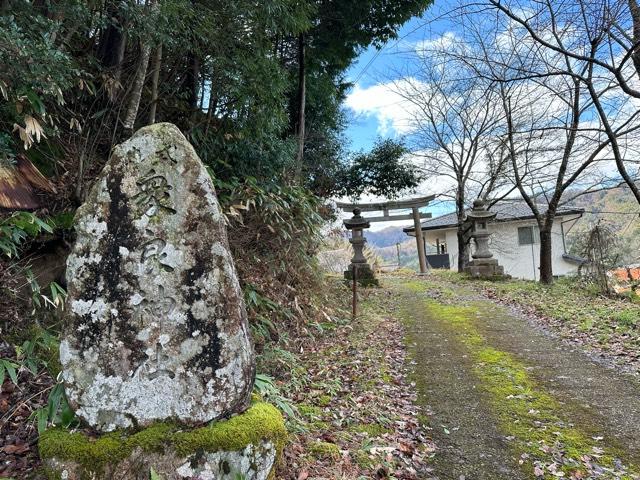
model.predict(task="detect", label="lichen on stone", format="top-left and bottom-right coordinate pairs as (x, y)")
top-left (61, 123), bottom-right (255, 431)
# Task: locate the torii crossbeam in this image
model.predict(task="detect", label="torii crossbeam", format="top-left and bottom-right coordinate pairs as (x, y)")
top-left (336, 195), bottom-right (435, 274)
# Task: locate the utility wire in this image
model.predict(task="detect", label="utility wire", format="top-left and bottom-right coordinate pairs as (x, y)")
top-left (581, 210), bottom-right (640, 215)
top-left (351, 17), bottom-right (433, 85)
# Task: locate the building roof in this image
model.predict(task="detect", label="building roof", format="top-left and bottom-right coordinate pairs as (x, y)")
top-left (403, 199), bottom-right (584, 233)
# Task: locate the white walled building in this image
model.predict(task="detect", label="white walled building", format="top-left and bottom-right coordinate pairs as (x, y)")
top-left (403, 200), bottom-right (585, 280)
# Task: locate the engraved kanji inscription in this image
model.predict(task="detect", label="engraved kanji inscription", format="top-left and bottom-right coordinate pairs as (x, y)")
top-left (132, 170), bottom-right (176, 217)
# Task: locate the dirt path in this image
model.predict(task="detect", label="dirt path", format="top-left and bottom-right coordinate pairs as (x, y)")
top-left (365, 276), bottom-right (640, 480)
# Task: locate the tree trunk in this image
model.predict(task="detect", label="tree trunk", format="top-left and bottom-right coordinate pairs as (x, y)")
top-left (457, 227), bottom-right (468, 273)
top-left (184, 54), bottom-right (200, 109)
top-left (97, 4), bottom-right (126, 70)
top-left (295, 32), bottom-right (306, 173)
top-left (148, 43), bottom-right (162, 124)
top-left (123, 37), bottom-right (152, 132)
top-left (629, 0), bottom-right (640, 79)
top-left (539, 226), bottom-right (553, 284)
top-left (455, 187), bottom-right (467, 272)
top-left (113, 30), bottom-right (128, 86)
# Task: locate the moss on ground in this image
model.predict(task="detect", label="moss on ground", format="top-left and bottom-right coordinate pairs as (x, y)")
top-left (308, 420), bottom-right (330, 431)
top-left (308, 441), bottom-right (340, 460)
top-left (436, 270), bottom-right (640, 338)
top-left (39, 401), bottom-right (286, 479)
top-left (401, 278), bottom-right (639, 478)
top-left (353, 449), bottom-right (376, 468)
top-left (348, 423), bottom-right (391, 437)
top-left (298, 404), bottom-right (323, 419)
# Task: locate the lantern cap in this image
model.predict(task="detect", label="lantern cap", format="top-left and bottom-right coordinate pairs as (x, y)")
top-left (466, 199), bottom-right (496, 221)
top-left (343, 208), bottom-right (370, 230)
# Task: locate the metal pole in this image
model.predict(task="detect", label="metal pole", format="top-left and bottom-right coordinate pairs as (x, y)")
top-left (396, 242), bottom-right (401, 267)
top-left (352, 264), bottom-right (357, 319)
top-left (412, 206), bottom-right (428, 274)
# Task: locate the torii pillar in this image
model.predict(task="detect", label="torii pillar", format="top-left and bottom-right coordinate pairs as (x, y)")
top-left (337, 195), bottom-right (434, 275)
top-left (411, 206), bottom-right (428, 274)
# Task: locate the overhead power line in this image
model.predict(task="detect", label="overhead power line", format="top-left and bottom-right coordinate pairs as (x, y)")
top-left (581, 210), bottom-right (640, 215)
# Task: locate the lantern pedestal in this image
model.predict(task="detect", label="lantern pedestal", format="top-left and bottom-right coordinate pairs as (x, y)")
top-left (343, 208), bottom-right (379, 287)
top-left (465, 258), bottom-right (505, 278)
top-left (463, 199), bottom-right (506, 279)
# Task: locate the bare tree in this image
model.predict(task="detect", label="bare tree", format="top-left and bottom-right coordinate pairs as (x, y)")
top-left (454, 5), bottom-right (640, 283)
top-left (390, 52), bottom-right (514, 271)
top-left (484, 0), bottom-right (640, 205)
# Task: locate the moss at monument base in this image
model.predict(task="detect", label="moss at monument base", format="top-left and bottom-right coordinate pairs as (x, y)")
top-left (39, 401), bottom-right (286, 480)
top-left (343, 266), bottom-right (379, 287)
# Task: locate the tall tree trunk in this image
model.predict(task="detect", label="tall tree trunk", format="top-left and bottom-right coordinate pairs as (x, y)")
top-left (455, 188), bottom-right (467, 272)
top-left (539, 225), bottom-right (553, 284)
top-left (456, 227), bottom-right (468, 273)
top-left (123, 38), bottom-right (152, 132)
top-left (113, 30), bottom-right (128, 87)
top-left (97, 4), bottom-right (126, 71)
top-left (295, 32), bottom-right (306, 173)
top-left (123, 0), bottom-right (158, 131)
top-left (184, 54), bottom-right (200, 109)
top-left (148, 43), bottom-right (162, 124)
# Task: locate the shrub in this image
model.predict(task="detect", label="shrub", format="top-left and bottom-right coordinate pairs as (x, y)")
top-left (218, 176), bottom-right (326, 345)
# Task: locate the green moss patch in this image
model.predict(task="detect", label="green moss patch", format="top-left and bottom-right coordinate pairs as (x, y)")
top-left (39, 402), bottom-right (287, 477)
top-left (348, 423), bottom-right (391, 437)
top-left (434, 270), bottom-right (640, 367)
top-left (298, 404), bottom-right (323, 419)
top-left (308, 441), bottom-right (340, 460)
top-left (353, 449), bottom-right (376, 468)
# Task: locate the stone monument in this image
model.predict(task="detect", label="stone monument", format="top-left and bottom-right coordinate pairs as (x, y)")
top-left (464, 199), bottom-right (505, 278)
top-left (39, 123), bottom-right (286, 479)
top-left (343, 208), bottom-right (378, 286)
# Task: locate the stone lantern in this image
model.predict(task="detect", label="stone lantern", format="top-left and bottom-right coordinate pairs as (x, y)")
top-left (464, 199), bottom-right (505, 278)
top-left (344, 208), bottom-right (378, 286)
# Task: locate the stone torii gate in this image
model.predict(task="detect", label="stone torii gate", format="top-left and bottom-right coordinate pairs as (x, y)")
top-left (337, 195), bottom-right (435, 274)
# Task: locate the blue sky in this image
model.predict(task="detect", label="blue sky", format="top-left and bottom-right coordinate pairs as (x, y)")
top-left (342, 8), bottom-right (459, 150)
top-left (339, 12), bottom-right (456, 225)
top-left (343, 16), bottom-right (428, 152)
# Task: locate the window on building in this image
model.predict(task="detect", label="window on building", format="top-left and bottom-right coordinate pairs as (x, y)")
top-left (436, 238), bottom-right (447, 254)
top-left (518, 226), bottom-right (540, 245)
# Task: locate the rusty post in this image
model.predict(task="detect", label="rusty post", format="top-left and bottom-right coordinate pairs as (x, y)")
top-left (352, 264), bottom-right (357, 319)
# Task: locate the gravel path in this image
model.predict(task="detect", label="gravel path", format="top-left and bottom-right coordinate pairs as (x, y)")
top-left (382, 276), bottom-right (640, 480)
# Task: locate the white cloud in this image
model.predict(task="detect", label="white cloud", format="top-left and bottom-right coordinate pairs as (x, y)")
top-left (344, 79), bottom-right (426, 135)
top-left (414, 32), bottom-right (460, 55)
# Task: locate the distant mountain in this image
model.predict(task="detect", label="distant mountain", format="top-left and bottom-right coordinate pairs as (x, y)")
top-left (364, 226), bottom-right (410, 248)
top-left (373, 238), bottom-right (420, 269)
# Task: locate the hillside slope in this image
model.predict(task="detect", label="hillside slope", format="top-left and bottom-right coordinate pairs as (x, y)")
top-left (567, 187), bottom-right (640, 265)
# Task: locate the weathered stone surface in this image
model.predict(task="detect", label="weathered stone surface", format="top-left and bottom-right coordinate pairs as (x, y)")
top-left (465, 259), bottom-right (506, 279)
top-left (39, 402), bottom-right (287, 480)
top-left (61, 123), bottom-right (255, 431)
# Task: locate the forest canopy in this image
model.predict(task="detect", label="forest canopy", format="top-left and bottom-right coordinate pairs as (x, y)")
top-left (0, 0), bottom-right (430, 201)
